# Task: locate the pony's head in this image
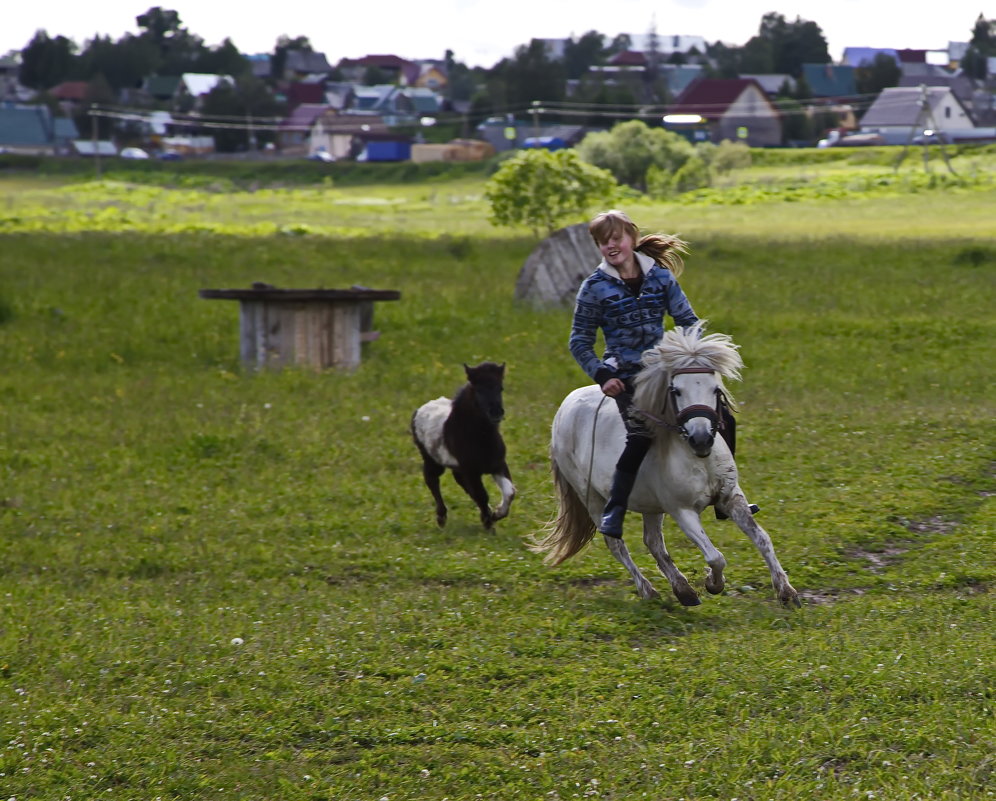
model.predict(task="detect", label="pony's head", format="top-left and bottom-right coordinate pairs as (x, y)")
top-left (633, 321), bottom-right (743, 457)
top-left (464, 361), bottom-right (506, 424)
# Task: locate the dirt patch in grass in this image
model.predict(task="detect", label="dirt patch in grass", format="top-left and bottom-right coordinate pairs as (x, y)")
top-left (796, 587), bottom-right (867, 605)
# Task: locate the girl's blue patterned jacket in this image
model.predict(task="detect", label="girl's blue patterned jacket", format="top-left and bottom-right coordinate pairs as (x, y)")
top-left (569, 251), bottom-right (699, 385)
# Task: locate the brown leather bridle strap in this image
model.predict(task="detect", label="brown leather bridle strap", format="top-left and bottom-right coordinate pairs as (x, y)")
top-left (634, 367), bottom-right (728, 437)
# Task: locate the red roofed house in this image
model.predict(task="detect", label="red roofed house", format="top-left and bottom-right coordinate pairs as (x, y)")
top-left (338, 55), bottom-right (420, 87)
top-left (49, 80), bottom-right (90, 116)
top-left (668, 78), bottom-right (782, 147)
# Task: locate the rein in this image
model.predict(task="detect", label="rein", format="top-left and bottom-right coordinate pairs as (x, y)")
top-left (635, 367), bottom-right (727, 439)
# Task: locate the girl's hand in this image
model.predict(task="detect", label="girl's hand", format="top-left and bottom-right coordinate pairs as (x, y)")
top-left (601, 378), bottom-right (625, 397)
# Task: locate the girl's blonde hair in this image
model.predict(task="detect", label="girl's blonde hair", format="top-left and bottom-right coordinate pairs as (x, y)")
top-left (588, 209), bottom-right (688, 277)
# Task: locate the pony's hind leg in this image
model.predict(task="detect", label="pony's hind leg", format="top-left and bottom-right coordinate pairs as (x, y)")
top-left (420, 456), bottom-right (448, 527)
top-left (728, 496), bottom-right (800, 607)
top-left (604, 535), bottom-right (661, 601)
top-left (670, 508), bottom-right (728, 596)
top-left (641, 513), bottom-right (700, 607)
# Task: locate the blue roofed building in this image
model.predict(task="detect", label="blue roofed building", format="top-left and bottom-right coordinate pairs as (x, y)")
top-left (0, 105), bottom-right (79, 155)
top-left (802, 64), bottom-right (857, 99)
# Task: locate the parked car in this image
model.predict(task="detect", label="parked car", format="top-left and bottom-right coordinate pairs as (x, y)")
top-left (912, 130), bottom-right (951, 145)
top-left (158, 150), bottom-right (182, 161)
top-left (120, 147), bottom-right (150, 159)
top-left (308, 150), bottom-right (335, 162)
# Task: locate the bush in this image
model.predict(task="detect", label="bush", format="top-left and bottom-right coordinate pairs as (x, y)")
top-left (711, 139), bottom-right (752, 174)
top-left (484, 148), bottom-right (619, 236)
top-left (672, 155), bottom-right (711, 194)
top-left (575, 120), bottom-right (695, 191)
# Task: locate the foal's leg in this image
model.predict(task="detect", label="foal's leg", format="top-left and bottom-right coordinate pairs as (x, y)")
top-left (641, 513), bottom-right (700, 606)
top-left (419, 455), bottom-right (448, 527)
top-left (489, 463), bottom-right (516, 522)
top-left (727, 495), bottom-right (800, 607)
top-left (670, 507), bottom-right (728, 595)
top-left (452, 469), bottom-right (495, 529)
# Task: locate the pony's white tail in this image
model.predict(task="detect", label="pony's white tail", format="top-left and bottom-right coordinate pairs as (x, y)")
top-left (529, 458), bottom-right (596, 565)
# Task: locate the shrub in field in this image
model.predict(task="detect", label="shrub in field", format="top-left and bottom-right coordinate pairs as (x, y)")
top-left (484, 148), bottom-right (618, 236)
top-left (672, 155), bottom-right (711, 194)
top-left (576, 119), bottom-right (695, 191)
top-left (710, 139), bottom-right (753, 173)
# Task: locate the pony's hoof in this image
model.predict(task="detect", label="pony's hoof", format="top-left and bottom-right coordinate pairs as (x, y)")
top-left (675, 589), bottom-right (702, 606)
top-left (781, 593), bottom-right (801, 608)
top-left (435, 513), bottom-right (447, 528)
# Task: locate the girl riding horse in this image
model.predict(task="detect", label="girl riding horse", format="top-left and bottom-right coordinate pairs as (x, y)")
top-left (568, 209), bottom-right (756, 538)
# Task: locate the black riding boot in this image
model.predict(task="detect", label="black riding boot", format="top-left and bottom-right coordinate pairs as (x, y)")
top-left (715, 408), bottom-right (760, 519)
top-left (599, 436), bottom-right (651, 538)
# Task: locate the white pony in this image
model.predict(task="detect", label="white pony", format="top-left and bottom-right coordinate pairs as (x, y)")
top-left (533, 323), bottom-right (799, 607)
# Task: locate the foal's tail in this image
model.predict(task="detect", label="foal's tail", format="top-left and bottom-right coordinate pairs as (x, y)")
top-left (529, 458), bottom-right (596, 566)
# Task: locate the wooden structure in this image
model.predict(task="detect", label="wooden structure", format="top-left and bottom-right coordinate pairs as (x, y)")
top-left (199, 283), bottom-right (401, 370)
top-left (514, 222), bottom-right (600, 306)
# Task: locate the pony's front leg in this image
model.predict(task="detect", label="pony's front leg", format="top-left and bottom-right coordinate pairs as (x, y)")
top-left (641, 514), bottom-right (700, 607)
top-left (489, 465), bottom-right (516, 522)
top-left (453, 469), bottom-right (495, 530)
top-left (728, 496), bottom-right (800, 607)
top-left (603, 536), bottom-right (660, 601)
top-left (671, 508), bottom-right (727, 596)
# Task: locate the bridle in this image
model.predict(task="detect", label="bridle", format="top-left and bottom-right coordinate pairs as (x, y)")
top-left (635, 367), bottom-right (727, 440)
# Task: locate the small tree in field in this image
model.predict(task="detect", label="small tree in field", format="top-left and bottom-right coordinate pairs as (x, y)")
top-left (485, 148), bottom-right (619, 237)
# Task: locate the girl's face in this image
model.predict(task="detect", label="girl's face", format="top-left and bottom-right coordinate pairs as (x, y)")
top-left (598, 229), bottom-right (636, 271)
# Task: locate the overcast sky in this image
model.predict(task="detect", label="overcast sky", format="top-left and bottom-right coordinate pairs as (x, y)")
top-left (2, 0), bottom-right (987, 68)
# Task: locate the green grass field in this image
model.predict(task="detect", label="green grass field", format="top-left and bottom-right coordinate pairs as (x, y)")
top-left (0, 160), bottom-right (994, 800)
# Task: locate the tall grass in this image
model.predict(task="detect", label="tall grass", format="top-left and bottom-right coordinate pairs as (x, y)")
top-left (0, 179), bottom-right (994, 800)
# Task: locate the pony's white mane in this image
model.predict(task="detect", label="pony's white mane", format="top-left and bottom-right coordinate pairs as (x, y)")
top-left (633, 320), bottom-right (743, 415)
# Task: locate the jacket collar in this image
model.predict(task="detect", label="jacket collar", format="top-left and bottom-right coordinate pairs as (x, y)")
top-left (597, 250), bottom-right (655, 281)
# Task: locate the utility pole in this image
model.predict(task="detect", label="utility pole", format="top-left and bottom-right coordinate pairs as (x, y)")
top-left (894, 84), bottom-right (956, 175)
top-left (91, 105), bottom-right (101, 180)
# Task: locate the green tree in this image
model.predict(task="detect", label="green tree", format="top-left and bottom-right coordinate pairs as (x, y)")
top-left (363, 66), bottom-right (389, 86)
top-left (961, 14), bottom-right (995, 79)
top-left (19, 30), bottom-right (77, 89)
top-left (75, 74), bottom-right (117, 139)
top-left (199, 76), bottom-right (283, 152)
top-left (740, 35), bottom-right (775, 74)
top-left (575, 119), bottom-right (695, 191)
top-left (710, 139), bottom-right (752, 173)
top-left (564, 31), bottom-right (607, 80)
top-left (672, 155), bottom-right (710, 193)
top-left (490, 39), bottom-right (567, 111)
top-left (136, 7), bottom-right (209, 75)
top-left (854, 53), bottom-right (901, 95)
top-left (76, 33), bottom-right (159, 91)
top-left (194, 38), bottom-right (249, 77)
top-left (757, 12), bottom-right (830, 75)
top-left (774, 96), bottom-right (814, 144)
top-left (485, 148), bottom-right (618, 237)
